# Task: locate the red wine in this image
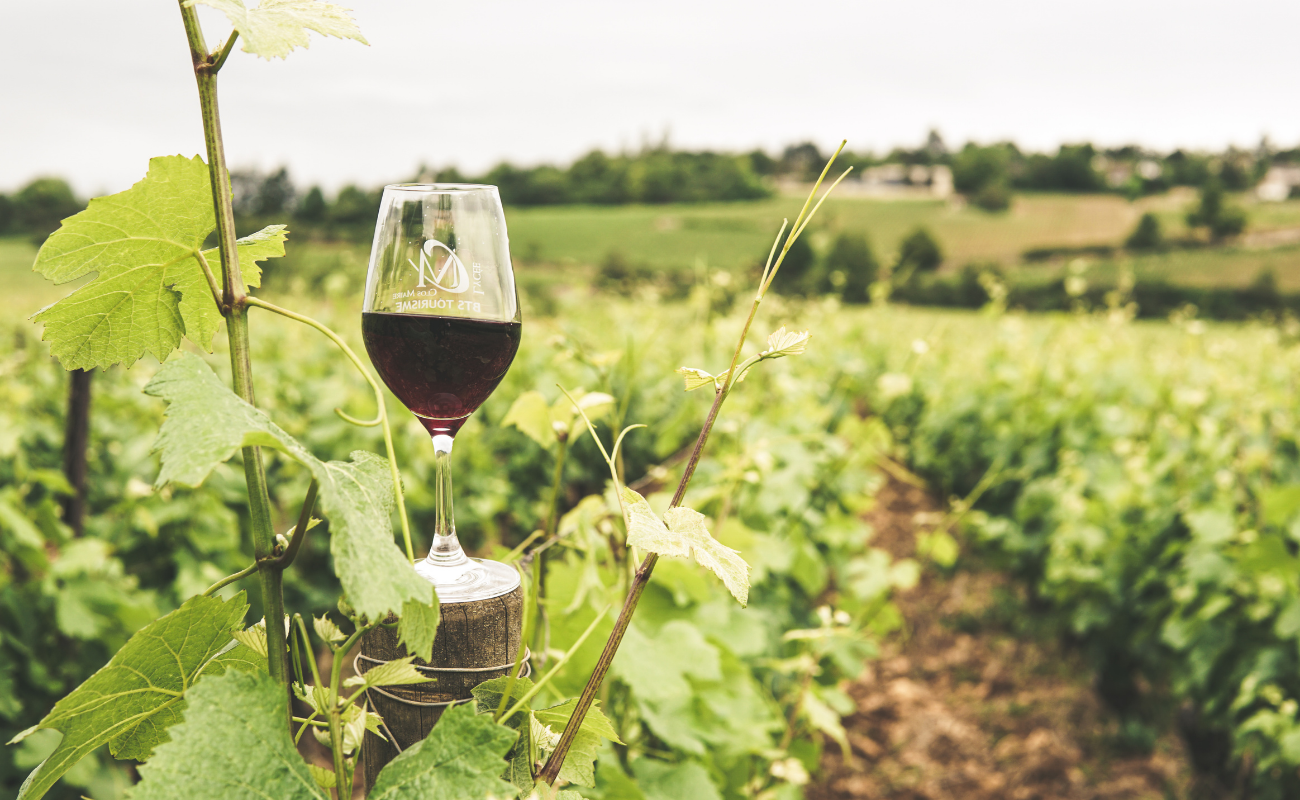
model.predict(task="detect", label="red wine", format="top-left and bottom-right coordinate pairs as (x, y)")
top-left (362, 312), bottom-right (521, 437)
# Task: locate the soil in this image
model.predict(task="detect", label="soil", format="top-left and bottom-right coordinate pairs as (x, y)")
top-left (808, 477), bottom-right (1199, 800)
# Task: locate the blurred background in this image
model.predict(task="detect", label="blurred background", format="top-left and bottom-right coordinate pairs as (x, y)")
top-left (9, 2), bottom-right (1300, 799)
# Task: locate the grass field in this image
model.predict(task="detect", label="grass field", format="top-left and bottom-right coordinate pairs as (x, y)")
top-left (507, 190), bottom-right (1300, 264)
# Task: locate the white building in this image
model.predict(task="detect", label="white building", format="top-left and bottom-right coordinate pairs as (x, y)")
top-left (1256, 165), bottom-right (1300, 202)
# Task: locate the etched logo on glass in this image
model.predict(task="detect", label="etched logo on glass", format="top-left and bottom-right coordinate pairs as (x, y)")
top-left (409, 239), bottom-right (469, 294)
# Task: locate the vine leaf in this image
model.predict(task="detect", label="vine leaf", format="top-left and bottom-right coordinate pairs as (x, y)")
top-left (676, 367), bottom-right (720, 392)
top-left (11, 593), bottom-right (252, 800)
top-left (30, 156), bottom-right (285, 370)
top-left (131, 670), bottom-right (325, 800)
top-left (33, 155), bottom-right (210, 370)
top-left (312, 614), bottom-right (345, 645)
top-left (367, 703), bottom-right (517, 799)
top-left (621, 487), bottom-right (750, 606)
top-left (184, 223), bottom-right (288, 349)
top-left (188, 0), bottom-right (368, 60)
top-left (346, 656), bottom-right (431, 689)
top-left (504, 389), bottom-right (614, 447)
top-left (762, 325), bottom-right (811, 358)
top-left (471, 675), bottom-right (622, 792)
top-left (144, 354), bottom-right (440, 660)
top-left (534, 697), bottom-right (622, 787)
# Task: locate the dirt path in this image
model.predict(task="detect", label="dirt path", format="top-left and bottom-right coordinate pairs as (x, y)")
top-left (810, 479), bottom-right (1196, 800)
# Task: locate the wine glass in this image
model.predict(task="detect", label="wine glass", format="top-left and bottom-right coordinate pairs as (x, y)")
top-left (362, 184), bottom-right (522, 603)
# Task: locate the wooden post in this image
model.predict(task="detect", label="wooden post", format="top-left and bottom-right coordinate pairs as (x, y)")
top-left (358, 585), bottom-right (524, 793)
top-left (62, 368), bottom-right (92, 536)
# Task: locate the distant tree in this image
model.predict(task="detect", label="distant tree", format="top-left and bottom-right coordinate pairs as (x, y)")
top-left (1186, 179), bottom-right (1247, 241)
top-left (255, 167), bottom-right (295, 216)
top-left (0, 194), bottom-right (13, 235)
top-left (812, 232), bottom-right (877, 302)
top-left (1124, 212), bottom-right (1163, 251)
top-left (569, 150), bottom-right (629, 204)
top-left (228, 170), bottom-right (262, 217)
top-left (435, 166), bottom-right (468, 183)
top-left (895, 227), bottom-right (943, 275)
top-left (1052, 144), bottom-right (1104, 191)
top-left (745, 149), bottom-right (777, 177)
top-left (972, 182), bottom-right (1012, 212)
top-left (764, 228), bottom-right (816, 296)
top-left (1163, 150), bottom-right (1212, 187)
top-left (14, 178), bottom-right (82, 239)
top-left (952, 143), bottom-right (1015, 210)
top-left (780, 142), bottom-right (824, 180)
top-left (296, 186), bottom-right (327, 223)
top-left (332, 185), bottom-right (380, 225)
top-left (1217, 157), bottom-right (1251, 191)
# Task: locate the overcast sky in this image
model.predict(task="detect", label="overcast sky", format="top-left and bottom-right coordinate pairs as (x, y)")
top-left (5, 0), bottom-right (1300, 196)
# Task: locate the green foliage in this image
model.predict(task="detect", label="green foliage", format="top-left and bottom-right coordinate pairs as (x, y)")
top-left (12, 179), bottom-right (82, 241)
top-left (1125, 211), bottom-right (1163, 251)
top-left (367, 704), bottom-right (517, 800)
top-left (815, 232), bottom-right (876, 303)
top-left (621, 488), bottom-right (750, 606)
top-left (1187, 178), bottom-right (1248, 240)
top-left (12, 593), bottom-right (253, 800)
top-left (471, 675), bottom-right (620, 792)
top-left (894, 226), bottom-right (943, 275)
top-left (848, 305), bottom-right (1300, 796)
top-left (762, 227), bottom-right (815, 296)
top-left (132, 670), bottom-right (324, 800)
top-left (31, 156), bottom-right (286, 369)
top-left (143, 355), bottom-right (439, 659)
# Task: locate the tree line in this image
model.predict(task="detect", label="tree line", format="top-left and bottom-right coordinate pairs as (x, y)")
top-left (4, 134), bottom-right (1296, 242)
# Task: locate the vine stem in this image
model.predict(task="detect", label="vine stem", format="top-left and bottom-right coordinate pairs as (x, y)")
top-left (245, 296), bottom-right (415, 563)
top-left (178, 1), bottom-right (288, 687)
top-left (539, 143), bottom-right (851, 786)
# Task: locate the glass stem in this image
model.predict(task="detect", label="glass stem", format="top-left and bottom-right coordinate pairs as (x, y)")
top-left (427, 433), bottom-right (469, 567)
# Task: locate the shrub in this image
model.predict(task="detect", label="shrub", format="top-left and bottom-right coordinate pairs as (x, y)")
top-left (1125, 212), bottom-right (1164, 251)
top-left (895, 227), bottom-right (943, 276)
top-left (764, 228), bottom-right (816, 296)
top-left (811, 233), bottom-right (877, 302)
top-left (973, 181), bottom-right (1012, 212)
top-left (1187, 179), bottom-right (1248, 241)
top-left (14, 178), bottom-right (82, 241)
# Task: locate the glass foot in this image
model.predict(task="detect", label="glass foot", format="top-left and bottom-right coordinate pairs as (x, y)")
top-left (414, 555), bottom-right (520, 603)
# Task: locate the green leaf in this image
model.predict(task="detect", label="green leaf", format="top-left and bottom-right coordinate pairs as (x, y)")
top-left (621, 487), bottom-right (750, 606)
top-left (470, 676), bottom-right (536, 794)
top-left (611, 621), bottom-right (720, 705)
top-left (312, 614), bottom-right (345, 645)
top-left (144, 354), bottom-right (439, 659)
top-left (761, 325), bottom-right (812, 358)
top-left (470, 676), bottom-right (620, 791)
top-left (14, 593), bottom-right (249, 800)
top-left (31, 157), bottom-right (288, 369)
top-left (534, 697), bottom-right (622, 787)
top-left (802, 687), bottom-right (850, 757)
top-left (232, 617), bottom-right (271, 657)
top-left (132, 670), bottom-right (325, 800)
top-left (185, 224), bottom-right (287, 349)
top-left (346, 656), bottom-right (432, 689)
top-left (503, 390), bottom-right (553, 448)
top-left (187, 0), bottom-right (368, 60)
top-left (308, 764), bottom-right (337, 790)
top-left (631, 760), bottom-right (721, 800)
top-left (33, 156), bottom-right (214, 370)
top-left (368, 703), bottom-right (517, 799)
top-left (504, 389), bottom-right (615, 446)
top-left (675, 367), bottom-right (719, 392)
